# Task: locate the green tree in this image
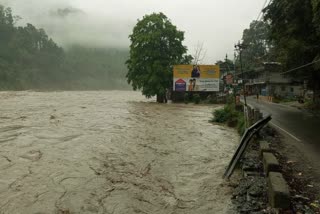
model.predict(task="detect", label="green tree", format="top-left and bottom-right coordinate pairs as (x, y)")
top-left (311, 0), bottom-right (320, 77)
top-left (312, 0), bottom-right (320, 34)
top-left (216, 57), bottom-right (235, 76)
top-left (263, 0), bottom-right (320, 100)
top-left (181, 54), bottom-right (193, 65)
top-left (235, 20), bottom-right (272, 72)
top-left (126, 12), bottom-right (189, 102)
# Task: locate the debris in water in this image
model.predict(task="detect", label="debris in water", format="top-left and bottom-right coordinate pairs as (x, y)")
top-left (58, 209), bottom-right (70, 214)
top-left (20, 150), bottom-right (42, 161)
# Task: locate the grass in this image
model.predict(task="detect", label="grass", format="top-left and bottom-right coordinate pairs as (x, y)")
top-left (183, 93), bottom-right (202, 104)
top-left (184, 93), bottom-right (189, 104)
top-left (193, 94), bottom-right (201, 104)
top-left (237, 112), bottom-right (245, 136)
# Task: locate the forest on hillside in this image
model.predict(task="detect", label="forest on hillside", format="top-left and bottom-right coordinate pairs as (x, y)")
top-left (0, 5), bottom-right (130, 90)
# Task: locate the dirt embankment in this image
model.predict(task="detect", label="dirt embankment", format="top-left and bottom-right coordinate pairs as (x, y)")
top-left (231, 126), bottom-right (320, 214)
top-left (265, 127), bottom-right (320, 213)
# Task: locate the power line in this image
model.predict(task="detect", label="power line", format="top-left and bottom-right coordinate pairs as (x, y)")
top-left (234, 59), bottom-right (320, 76)
top-left (235, 0), bottom-right (271, 59)
top-left (233, 0), bottom-right (272, 75)
top-left (259, 0), bottom-right (272, 21)
top-left (235, 0), bottom-right (320, 79)
top-left (256, 0), bottom-right (269, 21)
top-left (280, 59), bottom-right (320, 75)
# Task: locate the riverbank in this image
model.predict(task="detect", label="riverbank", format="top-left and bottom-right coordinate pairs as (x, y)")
top-left (211, 99), bottom-right (319, 213)
top-left (268, 127), bottom-right (320, 213)
top-left (230, 125), bottom-right (320, 213)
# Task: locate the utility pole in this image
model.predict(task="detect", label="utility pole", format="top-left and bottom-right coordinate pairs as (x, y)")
top-left (233, 52), bottom-right (236, 77)
top-left (235, 41), bottom-right (247, 106)
top-left (225, 54), bottom-right (232, 73)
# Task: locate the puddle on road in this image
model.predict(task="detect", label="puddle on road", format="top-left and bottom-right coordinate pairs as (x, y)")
top-left (0, 91), bottom-right (239, 214)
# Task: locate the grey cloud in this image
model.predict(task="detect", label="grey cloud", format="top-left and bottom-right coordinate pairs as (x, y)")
top-left (0, 0), bottom-right (266, 62)
top-left (50, 7), bottom-right (85, 18)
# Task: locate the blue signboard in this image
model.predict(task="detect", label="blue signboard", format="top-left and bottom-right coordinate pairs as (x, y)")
top-left (175, 79), bottom-right (186, 91)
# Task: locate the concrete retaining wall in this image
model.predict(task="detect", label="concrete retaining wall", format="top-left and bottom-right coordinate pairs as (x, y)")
top-left (245, 104), bottom-right (263, 126)
top-left (259, 141), bottom-right (290, 210)
top-left (239, 106), bottom-right (291, 210)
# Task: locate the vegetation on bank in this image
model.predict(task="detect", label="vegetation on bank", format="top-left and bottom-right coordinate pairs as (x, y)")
top-left (212, 97), bottom-right (245, 136)
top-left (182, 93), bottom-right (230, 105)
top-left (183, 93), bottom-right (202, 104)
top-left (0, 5), bottom-right (129, 90)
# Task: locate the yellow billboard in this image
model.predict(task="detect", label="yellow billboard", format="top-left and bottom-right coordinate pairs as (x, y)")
top-left (173, 65), bottom-right (220, 92)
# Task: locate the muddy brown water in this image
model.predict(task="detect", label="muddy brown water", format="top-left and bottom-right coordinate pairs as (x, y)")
top-left (0, 91), bottom-right (239, 214)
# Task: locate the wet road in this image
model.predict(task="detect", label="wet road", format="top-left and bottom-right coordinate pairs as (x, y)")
top-left (246, 96), bottom-right (320, 180)
top-left (245, 96), bottom-right (320, 146)
top-left (0, 91), bottom-right (238, 214)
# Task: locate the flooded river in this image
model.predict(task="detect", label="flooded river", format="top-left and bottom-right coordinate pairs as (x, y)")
top-left (0, 91), bottom-right (239, 214)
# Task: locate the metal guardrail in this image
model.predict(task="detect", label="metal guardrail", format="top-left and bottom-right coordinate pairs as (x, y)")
top-left (223, 115), bottom-right (272, 179)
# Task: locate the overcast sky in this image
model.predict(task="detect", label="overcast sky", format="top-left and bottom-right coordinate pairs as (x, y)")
top-left (1, 0), bottom-right (266, 63)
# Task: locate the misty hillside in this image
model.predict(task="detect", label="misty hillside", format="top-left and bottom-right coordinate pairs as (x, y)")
top-left (0, 5), bottom-right (130, 90)
top-left (65, 46), bottom-right (130, 90)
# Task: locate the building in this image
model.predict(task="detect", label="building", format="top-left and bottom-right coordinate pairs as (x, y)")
top-left (245, 62), bottom-right (303, 98)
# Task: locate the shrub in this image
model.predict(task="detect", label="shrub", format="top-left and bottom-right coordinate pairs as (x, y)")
top-left (208, 96), bottom-right (217, 104)
top-left (212, 99), bottom-right (246, 136)
top-left (305, 99), bottom-right (313, 107)
top-left (227, 116), bottom-right (238, 127)
top-left (193, 94), bottom-right (201, 104)
top-left (213, 108), bottom-right (229, 123)
top-left (184, 93), bottom-right (189, 104)
top-left (213, 102), bottom-right (238, 123)
top-left (237, 113), bottom-right (245, 136)
top-left (272, 94), bottom-right (281, 103)
top-left (226, 95), bottom-right (235, 105)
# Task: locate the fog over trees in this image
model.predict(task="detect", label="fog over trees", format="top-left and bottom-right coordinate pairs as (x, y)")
top-left (0, 4), bottom-right (130, 90)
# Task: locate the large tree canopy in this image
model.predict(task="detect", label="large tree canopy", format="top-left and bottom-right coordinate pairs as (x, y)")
top-left (126, 12), bottom-right (190, 99)
top-left (263, 0), bottom-right (320, 89)
top-left (240, 20), bottom-right (272, 71)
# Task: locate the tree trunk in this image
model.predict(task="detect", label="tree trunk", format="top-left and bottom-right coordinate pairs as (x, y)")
top-left (156, 94), bottom-right (164, 103)
top-left (312, 70), bottom-right (320, 105)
